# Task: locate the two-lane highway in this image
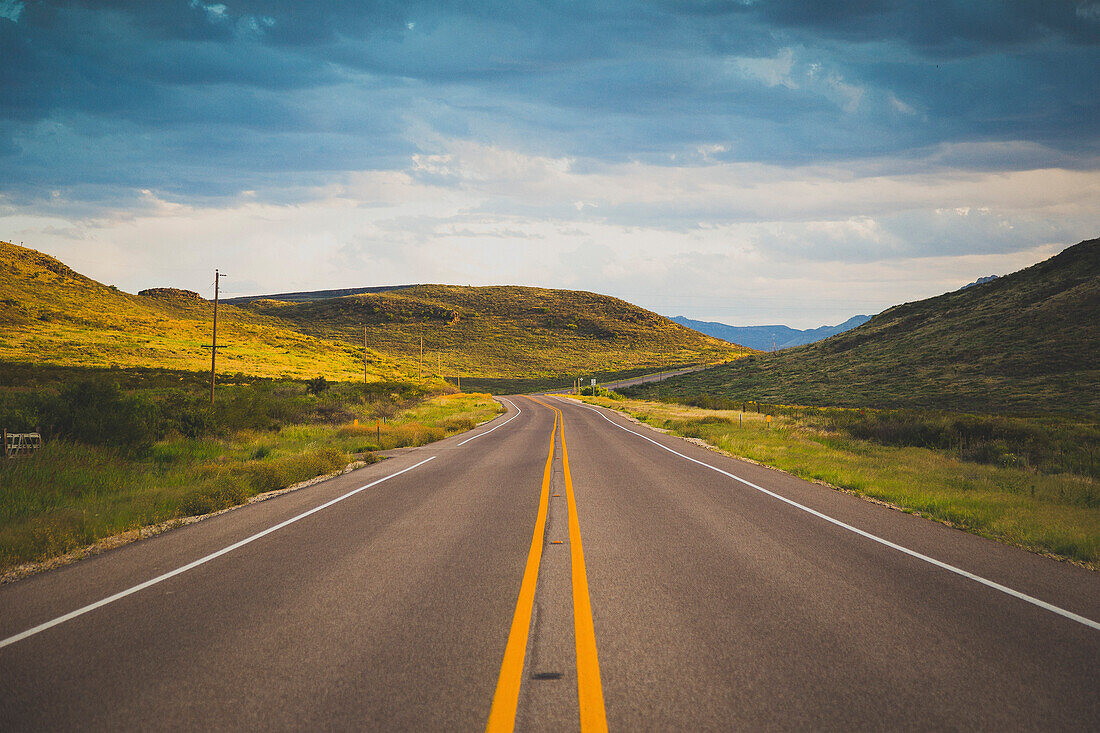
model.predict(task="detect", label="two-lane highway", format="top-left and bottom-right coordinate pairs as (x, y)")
top-left (1, 395), bottom-right (1097, 730)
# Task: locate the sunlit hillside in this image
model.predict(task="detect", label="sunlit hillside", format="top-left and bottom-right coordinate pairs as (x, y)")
top-left (238, 284), bottom-right (741, 379)
top-left (1, 243), bottom-right (740, 386)
top-left (631, 237), bottom-right (1100, 415)
top-left (0, 242), bottom-right (401, 382)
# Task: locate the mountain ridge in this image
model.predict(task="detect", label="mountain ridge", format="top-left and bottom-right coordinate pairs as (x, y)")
top-left (672, 315), bottom-right (871, 350)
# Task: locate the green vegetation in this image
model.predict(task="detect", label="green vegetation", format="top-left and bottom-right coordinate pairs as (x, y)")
top-left (0, 241), bottom-right (405, 382)
top-left (633, 393), bottom-right (1100, 480)
top-left (575, 395), bottom-right (1099, 566)
top-left (2, 241), bottom-right (739, 386)
top-left (241, 283), bottom-right (739, 379)
top-left (0, 378), bottom-right (502, 575)
top-left (639, 237), bottom-right (1099, 415)
top-left (461, 365), bottom-right (681, 395)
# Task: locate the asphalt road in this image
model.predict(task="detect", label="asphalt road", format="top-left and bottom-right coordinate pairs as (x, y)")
top-left (546, 365), bottom-right (710, 394)
top-left (1, 396), bottom-right (1097, 731)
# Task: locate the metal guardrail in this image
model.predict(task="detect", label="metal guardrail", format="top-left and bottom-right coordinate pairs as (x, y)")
top-left (4, 431), bottom-right (41, 458)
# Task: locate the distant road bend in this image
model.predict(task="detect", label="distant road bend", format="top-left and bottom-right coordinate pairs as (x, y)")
top-left (1, 396), bottom-right (1098, 730)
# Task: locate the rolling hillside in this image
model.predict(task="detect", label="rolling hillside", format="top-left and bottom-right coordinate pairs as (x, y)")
top-left (1, 243), bottom-right (738, 385)
top-left (0, 242), bottom-right (400, 382)
top-left (631, 237), bottom-right (1100, 415)
top-left (241, 284), bottom-right (739, 379)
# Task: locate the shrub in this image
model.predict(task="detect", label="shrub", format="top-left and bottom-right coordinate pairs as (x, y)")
top-left (306, 376), bottom-right (329, 395)
top-left (49, 379), bottom-right (157, 453)
top-left (180, 478), bottom-right (248, 516)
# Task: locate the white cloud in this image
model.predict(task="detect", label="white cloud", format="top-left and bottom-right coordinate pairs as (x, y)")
top-left (732, 48), bottom-right (798, 89)
top-left (0, 0), bottom-right (24, 23)
top-left (189, 1), bottom-right (274, 38)
top-left (821, 72), bottom-right (864, 113)
top-left (1077, 3), bottom-right (1100, 22)
top-left (5, 142), bottom-right (1098, 328)
top-left (889, 93), bottom-right (916, 115)
top-left (190, 1), bottom-right (227, 24)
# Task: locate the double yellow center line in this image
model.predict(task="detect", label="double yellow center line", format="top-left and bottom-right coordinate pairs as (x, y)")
top-left (486, 398), bottom-right (607, 732)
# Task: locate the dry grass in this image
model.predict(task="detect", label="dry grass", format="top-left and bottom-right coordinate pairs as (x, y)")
top-left (0, 391), bottom-right (502, 574)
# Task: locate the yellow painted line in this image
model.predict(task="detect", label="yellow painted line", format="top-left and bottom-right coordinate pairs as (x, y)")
top-left (530, 397), bottom-right (608, 732)
top-left (485, 405), bottom-right (557, 733)
top-left (558, 405), bottom-right (609, 733)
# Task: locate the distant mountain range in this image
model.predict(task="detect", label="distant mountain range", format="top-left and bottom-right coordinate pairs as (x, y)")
top-left (671, 315), bottom-right (872, 351)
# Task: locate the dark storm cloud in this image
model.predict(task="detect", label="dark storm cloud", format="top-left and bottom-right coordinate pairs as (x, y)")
top-left (747, 0), bottom-right (1100, 53)
top-left (1, 0), bottom-right (1098, 205)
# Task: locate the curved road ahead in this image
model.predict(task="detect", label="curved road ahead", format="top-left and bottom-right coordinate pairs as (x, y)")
top-left (1, 396), bottom-right (1097, 730)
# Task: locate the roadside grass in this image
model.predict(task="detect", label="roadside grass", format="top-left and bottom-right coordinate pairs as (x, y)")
top-left (573, 395), bottom-right (1100, 566)
top-left (461, 365), bottom-right (700, 395)
top-left (0, 392), bottom-right (502, 574)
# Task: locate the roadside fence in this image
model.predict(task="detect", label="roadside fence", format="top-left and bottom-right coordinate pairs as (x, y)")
top-left (3, 430), bottom-right (42, 458)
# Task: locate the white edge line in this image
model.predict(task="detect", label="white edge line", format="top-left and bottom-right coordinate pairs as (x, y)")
top-left (0, 456), bottom-right (437, 650)
top-left (557, 397), bottom-right (1100, 632)
top-left (457, 397), bottom-right (521, 445)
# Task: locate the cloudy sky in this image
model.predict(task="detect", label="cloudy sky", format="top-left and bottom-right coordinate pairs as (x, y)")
top-left (2, 1), bottom-right (1098, 327)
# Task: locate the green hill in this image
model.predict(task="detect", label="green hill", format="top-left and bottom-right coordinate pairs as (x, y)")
top-left (241, 284), bottom-right (739, 379)
top-left (631, 237), bottom-right (1100, 415)
top-left (0, 241), bottom-right (402, 382)
top-left (1, 243), bottom-right (739, 386)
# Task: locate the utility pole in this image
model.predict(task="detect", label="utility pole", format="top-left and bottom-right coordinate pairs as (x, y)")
top-left (363, 326), bottom-right (368, 383)
top-left (419, 324), bottom-right (424, 383)
top-left (207, 269), bottom-right (226, 404)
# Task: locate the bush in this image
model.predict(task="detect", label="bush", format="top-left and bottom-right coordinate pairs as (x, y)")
top-left (442, 416), bottom-right (476, 432)
top-left (160, 392), bottom-right (215, 438)
top-left (49, 379), bottom-right (157, 453)
top-left (306, 376), bottom-right (329, 395)
top-left (580, 386), bottom-right (623, 399)
top-left (180, 478), bottom-right (248, 516)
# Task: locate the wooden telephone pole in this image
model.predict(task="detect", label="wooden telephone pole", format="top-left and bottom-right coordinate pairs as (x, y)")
top-left (364, 326), bottom-right (369, 383)
top-left (207, 269), bottom-right (226, 404)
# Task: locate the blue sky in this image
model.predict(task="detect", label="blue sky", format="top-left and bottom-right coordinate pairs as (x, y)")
top-left (2, 1), bottom-right (1098, 327)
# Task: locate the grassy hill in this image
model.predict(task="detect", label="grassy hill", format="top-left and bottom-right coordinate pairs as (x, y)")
top-left (241, 284), bottom-right (739, 379)
top-left (1, 243), bottom-right (738, 387)
top-left (0, 242), bottom-right (403, 382)
top-left (631, 237), bottom-right (1100, 416)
